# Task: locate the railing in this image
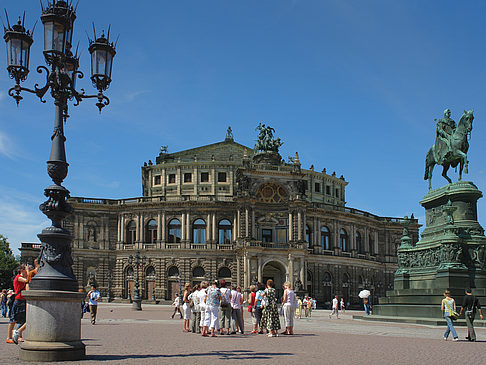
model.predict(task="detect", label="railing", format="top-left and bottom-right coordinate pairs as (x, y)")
top-left (217, 244), bottom-right (233, 250)
top-left (248, 241), bottom-right (289, 249)
top-left (20, 242), bottom-right (42, 250)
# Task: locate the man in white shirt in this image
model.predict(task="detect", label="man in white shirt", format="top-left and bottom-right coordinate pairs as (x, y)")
top-left (329, 295), bottom-right (339, 319)
top-left (87, 285), bottom-right (101, 325)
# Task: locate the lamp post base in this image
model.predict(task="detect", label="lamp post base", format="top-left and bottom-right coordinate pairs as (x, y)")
top-left (20, 290), bottom-right (85, 362)
top-left (132, 298), bottom-right (142, 311)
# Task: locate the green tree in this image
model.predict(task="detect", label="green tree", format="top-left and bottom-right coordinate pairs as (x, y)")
top-left (0, 235), bottom-right (18, 289)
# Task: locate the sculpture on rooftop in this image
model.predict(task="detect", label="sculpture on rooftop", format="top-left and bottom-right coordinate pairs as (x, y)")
top-left (424, 109), bottom-right (474, 189)
top-left (255, 123), bottom-right (283, 153)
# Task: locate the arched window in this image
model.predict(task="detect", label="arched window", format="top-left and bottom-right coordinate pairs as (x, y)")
top-left (192, 219), bottom-right (206, 244)
top-left (218, 267), bottom-right (231, 278)
top-left (321, 226), bottom-right (331, 250)
top-left (146, 266), bottom-right (156, 277)
top-left (356, 232), bottom-right (363, 254)
top-left (340, 229), bottom-right (348, 252)
top-left (126, 220), bottom-right (136, 244)
top-left (145, 219), bottom-right (157, 243)
top-left (126, 266), bottom-right (134, 277)
top-left (369, 234), bottom-right (375, 256)
top-left (167, 266), bottom-right (179, 278)
top-left (305, 225), bottom-right (312, 245)
top-left (323, 272), bottom-right (332, 283)
top-left (168, 219), bottom-right (181, 243)
top-left (192, 266), bottom-right (205, 278)
top-left (218, 219), bottom-right (232, 244)
top-left (343, 273), bottom-right (350, 285)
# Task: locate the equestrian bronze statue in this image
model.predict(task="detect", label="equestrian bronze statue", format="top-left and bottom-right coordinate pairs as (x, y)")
top-left (424, 109), bottom-right (474, 190)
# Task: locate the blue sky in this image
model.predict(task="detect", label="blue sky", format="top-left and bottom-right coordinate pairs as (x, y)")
top-left (1, 0), bottom-right (485, 254)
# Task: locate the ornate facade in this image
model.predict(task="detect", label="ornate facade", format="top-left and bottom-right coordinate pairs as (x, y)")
top-left (21, 129), bottom-right (419, 307)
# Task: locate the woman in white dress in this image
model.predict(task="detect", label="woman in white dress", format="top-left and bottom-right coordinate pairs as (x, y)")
top-left (281, 281), bottom-right (296, 335)
top-left (182, 283), bottom-right (192, 332)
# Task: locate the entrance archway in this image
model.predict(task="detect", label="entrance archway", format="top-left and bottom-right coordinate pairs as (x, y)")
top-left (262, 261), bottom-right (287, 302)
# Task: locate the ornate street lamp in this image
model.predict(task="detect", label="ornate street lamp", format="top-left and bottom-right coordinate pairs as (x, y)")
top-left (128, 251), bottom-right (146, 310)
top-left (3, 1), bottom-right (116, 361)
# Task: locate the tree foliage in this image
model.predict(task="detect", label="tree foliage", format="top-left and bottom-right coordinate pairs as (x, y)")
top-left (0, 235), bottom-right (18, 289)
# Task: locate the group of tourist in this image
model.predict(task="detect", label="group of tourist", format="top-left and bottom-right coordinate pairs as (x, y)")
top-left (172, 279), bottom-right (298, 337)
top-left (294, 295), bottom-right (317, 318)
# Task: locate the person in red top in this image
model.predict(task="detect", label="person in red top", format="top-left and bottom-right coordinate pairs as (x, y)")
top-left (6, 264), bottom-right (28, 344)
top-left (248, 285), bottom-right (258, 334)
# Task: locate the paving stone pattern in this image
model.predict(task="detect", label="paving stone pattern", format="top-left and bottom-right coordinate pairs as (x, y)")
top-left (1, 304), bottom-right (485, 364)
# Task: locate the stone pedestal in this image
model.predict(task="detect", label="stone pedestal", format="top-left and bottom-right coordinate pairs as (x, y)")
top-left (19, 290), bottom-right (85, 362)
top-left (372, 182), bottom-right (486, 323)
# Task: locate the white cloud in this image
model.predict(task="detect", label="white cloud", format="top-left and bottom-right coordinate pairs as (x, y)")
top-left (0, 129), bottom-right (17, 159)
top-left (0, 187), bottom-right (49, 256)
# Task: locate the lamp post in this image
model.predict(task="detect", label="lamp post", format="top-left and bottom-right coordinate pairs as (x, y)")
top-left (3, 1), bottom-right (116, 361)
top-left (107, 270), bottom-right (113, 303)
top-left (128, 251), bottom-right (146, 310)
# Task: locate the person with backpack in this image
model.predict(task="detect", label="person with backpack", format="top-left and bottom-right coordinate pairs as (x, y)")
top-left (459, 288), bottom-right (484, 342)
top-left (219, 280), bottom-right (232, 335)
top-left (6, 264), bottom-right (28, 344)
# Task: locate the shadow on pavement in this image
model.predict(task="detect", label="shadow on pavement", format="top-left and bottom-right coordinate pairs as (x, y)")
top-left (86, 350), bottom-right (293, 361)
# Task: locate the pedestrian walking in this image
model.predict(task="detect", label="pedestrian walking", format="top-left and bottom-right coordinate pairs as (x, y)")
top-left (171, 293), bottom-right (183, 319)
top-left (441, 289), bottom-right (459, 341)
top-left (329, 295), bottom-right (339, 319)
top-left (295, 297), bottom-right (302, 319)
top-left (459, 288), bottom-right (483, 342)
top-left (303, 297), bottom-right (309, 317)
top-left (261, 279), bottom-right (281, 337)
top-left (205, 280), bottom-right (221, 337)
top-left (0, 289), bottom-right (7, 318)
top-left (6, 264), bottom-right (28, 344)
top-left (363, 297), bottom-right (371, 315)
top-left (340, 298), bottom-right (345, 314)
top-left (307, 297), bottom-right (313, 317)
top-left (281, 281), bottom-right (296, 335)
top-left (189, 284), bottom-right (201, 333)
top-left (230, 286), bottom-right (244, 334)
top-left (219, 280), bottom-right (232, 335)
top-left (87, 284), bottom-right (100, 325)
top-left (182, 283), bottom-right (192, 332)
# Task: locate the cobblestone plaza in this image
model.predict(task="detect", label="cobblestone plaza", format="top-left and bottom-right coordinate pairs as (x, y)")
top-left (2, 303), bottom-right (485, 364)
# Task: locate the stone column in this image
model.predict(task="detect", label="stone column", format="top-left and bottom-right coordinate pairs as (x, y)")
top-left (288, 212), bottom-right (293, 242)
top-left (243, 255), bottom-right (249, 289)
top-left (181, 213), bottom-right (186, 241)
top-left (257, 257), bottom-right (262, 283)
top-left (117, 215), bottom-right (121, 244)
top-left (212, 213), bottom-right (217, 243)
top-left (120, 215), bottom-right (125, 243)
top-left (288, 254), bottom-right (294, 285)
top-left (251, 209), bottom-right (256, 238)
top-left (300, 257), bottom-right (305, 284)
top-left (161, 212), bottom-right (166, 242)
top-left (233, 214), bottom-right (237, 242)
top-left (207, 214), bottom-right (211, 242)
top-left (297, 211), bottom-right (302, 241)
top-left (236, 210), bottom-right (241, 238)
top-left (186, 212), bottom-right (190, 243)
top-left (236, 256), bottom-right (241, 286)
top-left (157, 213), bottom-right (162, 246)
top-left (245, 208), bottom-right (249, 238)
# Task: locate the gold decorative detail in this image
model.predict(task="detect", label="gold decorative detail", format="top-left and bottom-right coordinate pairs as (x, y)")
top-left (255, 183), bottom-right (288, 203)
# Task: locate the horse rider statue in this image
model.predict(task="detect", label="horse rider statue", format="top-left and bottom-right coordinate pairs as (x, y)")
top-left (435, 108), bottom-right (456, 164)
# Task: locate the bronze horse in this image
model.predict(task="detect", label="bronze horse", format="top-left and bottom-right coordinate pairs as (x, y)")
top-left (424, 110), bottom-right (474, 190)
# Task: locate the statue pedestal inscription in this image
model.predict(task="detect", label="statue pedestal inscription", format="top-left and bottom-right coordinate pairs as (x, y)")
top-left (372, 181), bottom-right (486, 321)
